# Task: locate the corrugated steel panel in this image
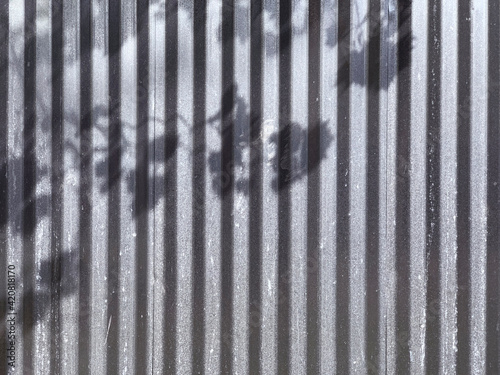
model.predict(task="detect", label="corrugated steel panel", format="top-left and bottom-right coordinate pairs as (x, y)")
top-left (0, 0), bottom-right (499, 374)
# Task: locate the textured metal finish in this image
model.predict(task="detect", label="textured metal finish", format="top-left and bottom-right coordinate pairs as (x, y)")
top-left (0, 0), bottom-right (499, 374)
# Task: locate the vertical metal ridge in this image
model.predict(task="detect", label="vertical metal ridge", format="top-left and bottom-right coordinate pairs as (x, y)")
top-left (456, 0), bottom-right (472, 372)
top-left (260, 0), bottom-right (279, 371)
top-left (146, 4), bottom-right (156, 368)
top-left (248, 0), bottom-right (264, 373)
top-left (162, 0), bottom-right (178, 373)
top-left (22, 1), bottom-right (36, 372)
top-left (233, 0), bottom-right (251, 373)
top-left (51, 0), bottom-right (63, 373)
top-left (378, 0), bottom-right (390, 370)
top-left (395, 1), bottom-right (411, 372)
top-left (60, 0), bottom-right (79, 372)
top-left (439, 0), bottom-right (458, 371)
top-left (106, 0), bottom-right (122, 371)
top-left (384, 0), bottom-right (398, 372)
top-left (408, 0), bottom-right (428, 372)
top-left (307, 0), bottom-right (321, 373)
top-left (176, 1), bottom-right (193, 372)
top-left (0, 2), bottom-right (8, 375)
top-left (349, 0), bottom-right (368, 371)
top-left (220, 1), bottom-right (235, 373)
top-left (151, 0), bottom-right (166, 371)
top-left (336, 0), bottom-right (350, 373)
top-left (425, 0), bottom-right (442, 372)
top-left (61, 0), bottom-right (81, 371)
top-left (319, 0), bottom-right (337, 373)
top-left (7, 1), bottom-right (26, 372)
top-left (277, 0), bottom-right (292, 373)
top-left (470, 0), bottom-right (488, 372)
top-left (78, 0), bottom-right (92, 372)
top-left (289, 1), bottom-right (308, 373)
top-left (118, 0), bottom-right (138, 371)
top-left (192, 2), bottom-right (206, 374)
top-left (204, 0), bottom-right (222, 372)
top-left (135, 0), bottom-right (150, 372)
top-left (90, 0), bottom-right (109, 372)
top-left (486, 1), bottom-right (500, 372)
top-left (366, 0), bottom-right (381, 372)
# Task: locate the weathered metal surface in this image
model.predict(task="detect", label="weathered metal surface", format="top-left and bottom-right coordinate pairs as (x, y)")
top-left (0, 0), bottom-right (498, 374)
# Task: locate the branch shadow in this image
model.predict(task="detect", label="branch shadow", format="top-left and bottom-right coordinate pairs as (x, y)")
top-left (0, 1), bottom-right (414, 360)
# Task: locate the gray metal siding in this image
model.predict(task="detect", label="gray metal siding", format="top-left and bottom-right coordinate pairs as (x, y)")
top-left (0, 0), bottom-right (499, 374)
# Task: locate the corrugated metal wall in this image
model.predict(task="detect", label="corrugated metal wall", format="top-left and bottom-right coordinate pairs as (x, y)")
top-left (0, 0), bottom-right (499, 374)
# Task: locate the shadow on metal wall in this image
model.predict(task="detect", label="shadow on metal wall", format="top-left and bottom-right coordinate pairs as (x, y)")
top-left (0, 0), bottom-right (415, 373)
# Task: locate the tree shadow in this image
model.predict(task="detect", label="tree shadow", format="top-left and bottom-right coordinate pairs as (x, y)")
top-left (0, 1), bottom-right (414, 362)
top-left (206, 85), bottom-right (335, 197)
top-left (0, 251), bottom-right (80, 341)
top-left (3, 0), bottom-right (414, 230)
top-left (270, 120), bottom-right (334, 191)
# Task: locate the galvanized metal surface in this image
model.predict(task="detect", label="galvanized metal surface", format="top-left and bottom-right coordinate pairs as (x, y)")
top-left (0, 0), bottom-right (499, 374)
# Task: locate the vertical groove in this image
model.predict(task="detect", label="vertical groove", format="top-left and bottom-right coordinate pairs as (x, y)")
top-left (438, 0), bottom-right (458, 369)
top-left (0, 2), bottom-right (8, 373)
top-left (248, 0), bottom-right (263, 373)
top-left (78, 0), bottom-right (92, 372)
top-left (425, 0), bottom-right (441, 372)
top-left (277, 0), bottom-right (292, 373)
top-left (366, 0), bottom-right (381, 373)
top-left (136, 0), bottom-right (149, 372)
top-left (107, 0), bottom-right (121, 372)
top-left (220, 1), bottom-right (235, 373)
top-left (395, 0), bottom-right (411, 372)
top-left (336, 0), bottom-right (350, 373)
top-left (163, 0), bottom-right (178, 372)
top-left (192, 0), bottom-right (207, 373)
top-left (307, 0), bottom-right (321, 373)
top-left (469, 1), bottom-right (489, 369)
top-left (486, 0), bottom-right (500, 372)
top-left (456, 0), bottom-right (471, 372)
top-left (51, 0), bottom-right (64, 374)
top-left (22, 0), bottom-right (36, 371)
top-left (260, 0), bottom-right (278, 371)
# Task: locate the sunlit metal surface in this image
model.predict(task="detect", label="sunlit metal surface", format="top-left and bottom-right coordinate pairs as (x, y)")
top-left (0, 0), bottom-right (498, 374)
